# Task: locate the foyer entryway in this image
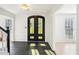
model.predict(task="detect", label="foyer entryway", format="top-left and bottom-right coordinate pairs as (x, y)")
top-left (9, 15), bottom-right (56, 55)
top-left (10, 15), bottom-right (56, 55)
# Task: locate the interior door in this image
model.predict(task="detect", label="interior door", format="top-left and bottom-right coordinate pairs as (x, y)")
top-left (28, 16), bottom-right (45, 41)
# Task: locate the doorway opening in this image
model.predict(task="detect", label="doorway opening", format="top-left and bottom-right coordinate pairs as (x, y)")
top-left (28, 15), bottom-right (45, 42)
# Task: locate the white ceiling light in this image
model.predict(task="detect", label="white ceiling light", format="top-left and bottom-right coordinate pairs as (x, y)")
top-left (20, 4), bottom-right (30, 10)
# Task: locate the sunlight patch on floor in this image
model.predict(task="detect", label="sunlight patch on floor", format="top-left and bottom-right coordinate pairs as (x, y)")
top-left (48, 50), bottom-right (55, 55)
top-left (45, 50), bottom-right (51, 55)
top-left (31, 49), bottom-right (39, 55)
top-left (30, 43), bottom-right (36, 47)
top-left (39, 43), bottom-right (47, 46)
top-left (44, 49), bottom-right (55, 55)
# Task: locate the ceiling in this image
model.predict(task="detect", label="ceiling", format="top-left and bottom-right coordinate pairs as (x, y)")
top-left (0, 4), bottom-right (62, 15)
top-left (55, 4), bottom-right (77, 14)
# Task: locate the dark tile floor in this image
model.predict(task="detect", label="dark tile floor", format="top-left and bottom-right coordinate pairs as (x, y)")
top-left (10, 41), bottom-right (56, 55)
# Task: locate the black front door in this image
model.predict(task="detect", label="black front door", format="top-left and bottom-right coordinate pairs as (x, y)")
top-left (28, 15), bottom-right (45, 41)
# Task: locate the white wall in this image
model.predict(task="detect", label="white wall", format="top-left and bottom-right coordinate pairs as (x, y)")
top-left (15, 13), bottom-right (26, 41)
top-left (45, 12), bottom-right (54, 49)
top-left (77, 5), bottom-right (79, 55)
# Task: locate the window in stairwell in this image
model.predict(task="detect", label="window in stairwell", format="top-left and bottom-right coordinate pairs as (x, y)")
top-left (5, 19), bottom-right (12, 29)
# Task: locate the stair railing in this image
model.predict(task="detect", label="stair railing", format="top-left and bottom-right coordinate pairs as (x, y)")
top-left (0, 26), bottom-right (10, 54)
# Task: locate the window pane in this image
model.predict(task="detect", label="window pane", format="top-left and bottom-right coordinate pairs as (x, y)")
top-left (38, 36), bottom-right (42, 39)
top-left (30, 18), bottom-right (34, 34)
top-left (38, 18), bottom-right (43, 34)
top-left (65, 18), bottom-right (73, 39)
top-left (30, 36), bottom-right (34, 39)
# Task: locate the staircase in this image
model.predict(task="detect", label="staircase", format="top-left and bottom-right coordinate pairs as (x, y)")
top-left (0, 26), bottom-right (10, 55)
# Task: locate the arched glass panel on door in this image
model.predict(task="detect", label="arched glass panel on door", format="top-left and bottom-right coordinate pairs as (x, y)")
top-left (38, 18), bottom-right (43, 34)
top-left (30, 18), bottom-right (34, 34)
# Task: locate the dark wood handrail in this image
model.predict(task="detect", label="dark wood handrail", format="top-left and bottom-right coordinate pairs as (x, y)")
top-left (0, 26), bottom-right (7, 33)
